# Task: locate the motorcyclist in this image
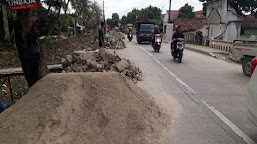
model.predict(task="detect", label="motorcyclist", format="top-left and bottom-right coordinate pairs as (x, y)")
top-left (172, 26), bottom-right (184, 53)
top-left (127, 27), bottom-right (133, 38)
top-left (152, 25), bottom-right (161, 45)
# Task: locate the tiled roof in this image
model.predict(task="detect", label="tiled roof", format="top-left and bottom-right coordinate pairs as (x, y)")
top-left (241, 15), bottom-right (257, 21)
top-left (166, 10), bottom-right (179, 21)
top-left (175, 18), bottom-right (206, 32)
top-left (195, 10), bottom-right (205, 18)
top-left (166, 10), bottom-right (205, 22)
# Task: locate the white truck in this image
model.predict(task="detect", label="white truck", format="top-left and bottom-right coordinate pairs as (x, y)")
top-left (231, 40), bottom-right (257, 76)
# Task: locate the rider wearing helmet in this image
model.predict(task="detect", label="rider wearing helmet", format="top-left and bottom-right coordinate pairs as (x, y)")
top-left (152, 25), bottom-right (161, 45)
top-left (172, 26), bottom-right (184, 52)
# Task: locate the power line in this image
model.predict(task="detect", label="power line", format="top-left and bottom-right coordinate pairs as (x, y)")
top-left (159, 0), bottom-right (167, 7)
top-left (162, 1), bottom-right (170, 9)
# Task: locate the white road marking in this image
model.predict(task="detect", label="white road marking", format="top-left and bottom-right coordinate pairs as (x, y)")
top-left (139, 45), bottom-right (256, 144)
top-left (139, 46), bottom-right (197, 94)
top-left (202, 100), bottom-right (256, 144)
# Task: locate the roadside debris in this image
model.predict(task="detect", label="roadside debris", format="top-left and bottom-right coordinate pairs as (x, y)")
top-left (0, 73), bottom-right (174, 144)
top-left (105, 31), bottom-right (126, 49)
top-left (62, 48), bottom-right (143, 83)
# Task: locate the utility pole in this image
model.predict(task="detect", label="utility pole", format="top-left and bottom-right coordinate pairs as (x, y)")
top-left (103, 0), bottom-right (105, 23)
top-left (168, 0), bottom-right (171, 23)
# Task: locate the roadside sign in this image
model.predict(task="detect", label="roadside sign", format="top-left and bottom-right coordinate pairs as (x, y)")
top-left (6, 0), bottom-right (37, 11)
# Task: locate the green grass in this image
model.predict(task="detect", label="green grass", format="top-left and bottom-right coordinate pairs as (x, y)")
top-left (41, 37), bottom-right (60, 45)
top-left (0, 42), bottom-right (16, 52)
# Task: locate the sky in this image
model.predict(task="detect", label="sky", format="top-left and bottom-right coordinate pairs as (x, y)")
top-left (95, 0), bottom-right (203, 19)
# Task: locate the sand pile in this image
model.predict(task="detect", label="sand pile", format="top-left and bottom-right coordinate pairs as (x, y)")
top-left (0, 73), bottom-right (174, 144)
top-left (62, 48), bottom-right (143, 82)
top-left (105, 31), bottom-right (126, 49)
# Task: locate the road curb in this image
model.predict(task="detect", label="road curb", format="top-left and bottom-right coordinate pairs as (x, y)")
top-left (185, 47), bottom-right (215, 58)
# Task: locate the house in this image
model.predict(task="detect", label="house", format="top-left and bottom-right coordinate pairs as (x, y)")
top-left (163, 10), bottom-right (179, 33)
top-left (163, 10), bottom-right (205, 32)
top-left (175, 18), bottom-right (206, 44)
top-left (162, 10), bottom-right (206, 43)
top-left (204, 0), bottom-right (257, 51)
top-left (163, 10), bottom-right (206, 44)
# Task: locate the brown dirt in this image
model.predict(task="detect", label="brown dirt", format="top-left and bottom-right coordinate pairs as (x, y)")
top-left (0, 73), bottom-right (176, 144)
top-left (0, 36), bottom-right (96, 69)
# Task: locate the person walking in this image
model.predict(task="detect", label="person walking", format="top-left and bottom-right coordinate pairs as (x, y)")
top-left (98, 22), bottom-right (106, 48)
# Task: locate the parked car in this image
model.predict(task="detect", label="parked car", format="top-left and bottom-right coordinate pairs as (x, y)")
top-left (231, 40), bottom-right (257, 77)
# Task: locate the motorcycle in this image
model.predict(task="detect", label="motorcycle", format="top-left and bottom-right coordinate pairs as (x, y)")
top-left (172, 38), bottom-right (185, 63)
top-left (152, 34), bottom-right (162, 52)
top-left (128, 32), bottom-right (133, 42)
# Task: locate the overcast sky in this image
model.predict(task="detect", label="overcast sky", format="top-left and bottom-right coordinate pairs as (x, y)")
top-left (95, 0), bottom-right (203, 19)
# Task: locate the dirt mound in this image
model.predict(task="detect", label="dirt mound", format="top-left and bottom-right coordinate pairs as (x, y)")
top-left (0, 73), bottom-right (175, 144)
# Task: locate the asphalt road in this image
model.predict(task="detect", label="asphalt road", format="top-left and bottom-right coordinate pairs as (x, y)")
top-left (118, 37), bottom-right (257, 144)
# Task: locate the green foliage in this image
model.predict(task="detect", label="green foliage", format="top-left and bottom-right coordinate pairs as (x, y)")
top-left (71, 0), bottom-right (102, 29)
top-left (85, 1), bottom-right (103, 29)
top-left (107, 18), bottom-right (121, 28)
top-left (178, 3), bottom-right (195, 18)
top-left (61, 14), bottom-right (74, 32)
top-left (107, 13), bottom-right (121, 28)
top-left (112, 13), bottom-right (119, 20)
top-left (200, 0), bottom-right (257, 16)
top-left (121, 16), bottom-right (127, 25)
top-left (41, 37), bottom-right (59, 45)
top-left (117, 6), bottom-right (161, 26)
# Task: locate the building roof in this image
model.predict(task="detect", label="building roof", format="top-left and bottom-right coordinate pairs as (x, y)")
top-left (195, 10), bottom-right (205, 18)
top-left (241, 15), bottom-right (257, 21)
top-left (166, 10), bottom-right (179, 22)
top-left (166, 10), bottom-right (205, 22)
top-left (175, 18), bottom-right (206, 32)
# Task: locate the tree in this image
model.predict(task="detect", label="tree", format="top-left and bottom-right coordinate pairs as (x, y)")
top-left (120, 6), bottom-right (161, 25)
top-left (1, 3), bottom-right (10, 41)
top-left (178, 3), bottom-right (195, 18)
top-left (58, 0), bottom-right (71, 33)
top-left (71, 0), bottom-right (102, 29)
top-left (107, 13), bottom-right (121, 28)
top-left (15, 0), bottom-right (48, 87)
top-left (85, 1), bottom-right (102, 29)
top-left (121, 16), bottom-right (127, 25)
top-left (112, 13), bottom-right (119, 20)
top-left (47, 0), bottom-right (63, 36)
top-left (199, 0), bottom-right (257, 16)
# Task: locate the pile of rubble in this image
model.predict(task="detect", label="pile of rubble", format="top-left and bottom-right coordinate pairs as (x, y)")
top-left (105, 31), bottom-right (126, 49)
top-left (62, 48), bottom-right (143, 82)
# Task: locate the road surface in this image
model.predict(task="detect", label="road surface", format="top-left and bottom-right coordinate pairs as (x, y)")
top-left (118, 37), bottom-right (257, 144)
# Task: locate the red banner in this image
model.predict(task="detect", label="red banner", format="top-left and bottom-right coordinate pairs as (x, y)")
top-left (8, 3), bottom-right (37, 11)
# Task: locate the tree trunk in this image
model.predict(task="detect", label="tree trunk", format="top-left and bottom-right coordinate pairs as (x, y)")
top-left (2, 4), bottom-right (10, 41)
top-left (48, 0), bottom-right (63, 36)
top-left (58, 0), bottom-right (71, 33)
top-left (15, 3), bottom-right (49, 87)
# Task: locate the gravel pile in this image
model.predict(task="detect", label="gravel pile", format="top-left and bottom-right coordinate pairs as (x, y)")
top-left (105, 31), bottom-right (126, 49)
top-left (62, 48), bottom-right (143, 83)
